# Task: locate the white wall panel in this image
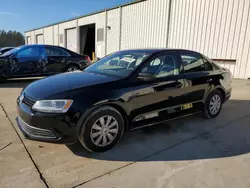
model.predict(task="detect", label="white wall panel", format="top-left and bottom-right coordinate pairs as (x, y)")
top-left (34, 29), bottom-right (43, 35)
top-left (36, 34), bottom-right (43, 44)
top-left (53, 25), bottom-right (59, 45)
top-left (44, 26), bottom-right (53, 45)
top-left (169, 0), bottom-right (250, 78)
top-left (26, 36), bottom-right (31, 45)
top-left (234, 0), bottom-right (250, 78)
top-left (121, 0), bottom-right (170, 49)
top-left (106, 9), bottom-right (120, 54)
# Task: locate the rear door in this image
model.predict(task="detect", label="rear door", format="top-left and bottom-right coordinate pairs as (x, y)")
top-left (10, 46), bottom-right (42, 75)
top-left (44, 46), bottom-right (70, 73)
top-left (180, 50), bottom-right (214, 103)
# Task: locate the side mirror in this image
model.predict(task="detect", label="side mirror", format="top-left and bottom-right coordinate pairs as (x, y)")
top-left (137, 72), bottom-right (155, 81)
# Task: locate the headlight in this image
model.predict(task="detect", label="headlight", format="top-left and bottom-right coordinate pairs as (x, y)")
top-left (32, 100), bottom-right (73, 113)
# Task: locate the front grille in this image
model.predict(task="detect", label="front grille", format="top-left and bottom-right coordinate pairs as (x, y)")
top-left (17, 117), bottom-right (57, 139)
top-left (22, 95), bottom-right (36, 107)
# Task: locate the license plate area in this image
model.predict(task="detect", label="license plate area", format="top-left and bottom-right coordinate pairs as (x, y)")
top-left (181, 103), bottom-right (193, 110)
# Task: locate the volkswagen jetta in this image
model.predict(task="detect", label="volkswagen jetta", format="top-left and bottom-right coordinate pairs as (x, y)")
top-left (16, 49), bottom-right (232, 152)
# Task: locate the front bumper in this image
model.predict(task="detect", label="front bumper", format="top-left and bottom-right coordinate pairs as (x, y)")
top-left (16, 101), bottom-right (78, 144)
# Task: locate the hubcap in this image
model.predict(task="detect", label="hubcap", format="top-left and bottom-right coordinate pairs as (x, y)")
top-left (209, 94), bottom-right (221, 115)
top-left (90, 115), bottom-right (119, 147)
top-left (67, 67), bottom-right (78, 72)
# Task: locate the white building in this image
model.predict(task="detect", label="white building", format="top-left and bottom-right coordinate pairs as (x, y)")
top-left (25, 0), bottom-right (250, 79)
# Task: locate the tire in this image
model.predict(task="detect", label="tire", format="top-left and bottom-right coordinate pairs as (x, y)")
top-left (0, 77), bottom-right (6, 82)
top-left (66, 65), bottom-right (80, 72)
top-left (203, 90), bottom-right (223, 119)
top-left (79, 106), bottom-right (124, 152)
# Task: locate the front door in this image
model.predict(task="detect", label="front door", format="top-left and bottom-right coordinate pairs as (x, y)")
top-left (10, 46), bottom-right (42, 76)
top-left (130, 51), bottom-right (186, 127)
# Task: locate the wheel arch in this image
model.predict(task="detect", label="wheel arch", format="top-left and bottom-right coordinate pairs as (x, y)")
top-left (205, 85), bottom-right (226, 103)
top-left (76, 103), bottom-right (130, 138)
top-left (64, 63), bottom-right (81, 71)
top-left (216, 87), bottom-right (226, 103)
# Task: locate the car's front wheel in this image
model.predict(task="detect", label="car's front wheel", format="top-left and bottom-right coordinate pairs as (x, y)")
top-left (204, 90), bottom-right (223, 119)
top-left (79, 106), bottom-right (124, 152)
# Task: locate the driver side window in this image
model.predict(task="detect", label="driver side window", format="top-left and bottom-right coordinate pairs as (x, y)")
top-left (140, 53), bottom-right (179, 78)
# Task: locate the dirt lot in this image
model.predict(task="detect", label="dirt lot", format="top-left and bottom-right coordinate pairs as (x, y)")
top-left (0, 78), bottom-right (250, 188)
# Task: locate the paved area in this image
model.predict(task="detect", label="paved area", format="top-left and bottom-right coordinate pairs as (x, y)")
top-left (0, 78), bottom-right (250, 188)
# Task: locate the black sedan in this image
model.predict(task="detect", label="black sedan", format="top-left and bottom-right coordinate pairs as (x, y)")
top-left (0, 47), bottom-right (15, 55)
top-left (0, 45), bottom-right (91, 79)
top-left (16, 49), bottom-right (232, 152)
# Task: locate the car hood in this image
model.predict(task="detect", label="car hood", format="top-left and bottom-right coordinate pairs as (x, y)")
top-left (24, 71), bottom-right (121, 100)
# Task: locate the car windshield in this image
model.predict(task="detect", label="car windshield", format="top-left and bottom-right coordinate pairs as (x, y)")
top-left (84, 51), bottom-right (150, 77)
top-left (2, 47), bottom-right (21, 56)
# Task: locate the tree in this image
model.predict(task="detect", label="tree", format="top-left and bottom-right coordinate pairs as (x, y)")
top-left (0, 30), bottom-right (25, 47)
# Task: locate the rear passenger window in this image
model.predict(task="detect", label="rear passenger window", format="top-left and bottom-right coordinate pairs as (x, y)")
top-left (45, 47), bottom-right (69, 56)
top-left (181, 52), bottom-right (205, 73)
top-left (203, 58), bottom-right (214, 71)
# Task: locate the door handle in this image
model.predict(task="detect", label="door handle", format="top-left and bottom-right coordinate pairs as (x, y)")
top-left (207, 78), bottom-right (212, 82)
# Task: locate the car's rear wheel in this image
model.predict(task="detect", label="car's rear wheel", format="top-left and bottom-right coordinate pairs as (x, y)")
top-left (0, 77), bottom-right (6, 82)
top-left (66, 65), bottom-right (80, 72)
top-left (204, 90), bottom-right (223, 119)
top-left (79, 106), bottom-right (124, 152)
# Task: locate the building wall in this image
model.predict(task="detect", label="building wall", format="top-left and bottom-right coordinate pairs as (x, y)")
top-left (25, 0), bottom-right (250, 78)
top-left (121, 0), bottom-right (170, 49)
top-left (44, 26), bottom-right (53, 45)
top-left (107, 8), bottom-right (120, 54)
top-left (78, 12), bottom-right (106, 58)
top-left (168, 0), bottom-right (250, 79)
top-left (58, 20), bottom-right (77, 47)
top-left (53, 25), bottom-right (59, 46)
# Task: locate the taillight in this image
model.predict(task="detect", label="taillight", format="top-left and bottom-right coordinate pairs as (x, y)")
top-left (84, 56), bottom-right (92, 64)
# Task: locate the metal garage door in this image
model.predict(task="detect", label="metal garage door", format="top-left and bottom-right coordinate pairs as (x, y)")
top-left (66, 28), bottom-right (77, 52)
top-left (36, 34), bottom-right (43, 44)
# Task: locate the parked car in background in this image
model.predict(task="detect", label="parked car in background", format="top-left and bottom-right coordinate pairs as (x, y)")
top-left (0, 47), bottom-right (15, 55)
top-left (0, 44), bottom-right (91, 79)
top-left (16, 49), bottom-right (232, 152)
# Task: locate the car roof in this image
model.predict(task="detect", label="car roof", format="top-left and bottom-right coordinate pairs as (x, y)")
top-left (22, 44), bottom-right (63, 48)
top-left (22, 45), bottom-right (201, 55)
top-left (118, 48), bottom-right (201, 55)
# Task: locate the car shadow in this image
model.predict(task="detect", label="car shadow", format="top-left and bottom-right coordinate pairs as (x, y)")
top-left (0, 77), bottom-right (41, 88)
top-left (67, 99), bottom-right (250, 162)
